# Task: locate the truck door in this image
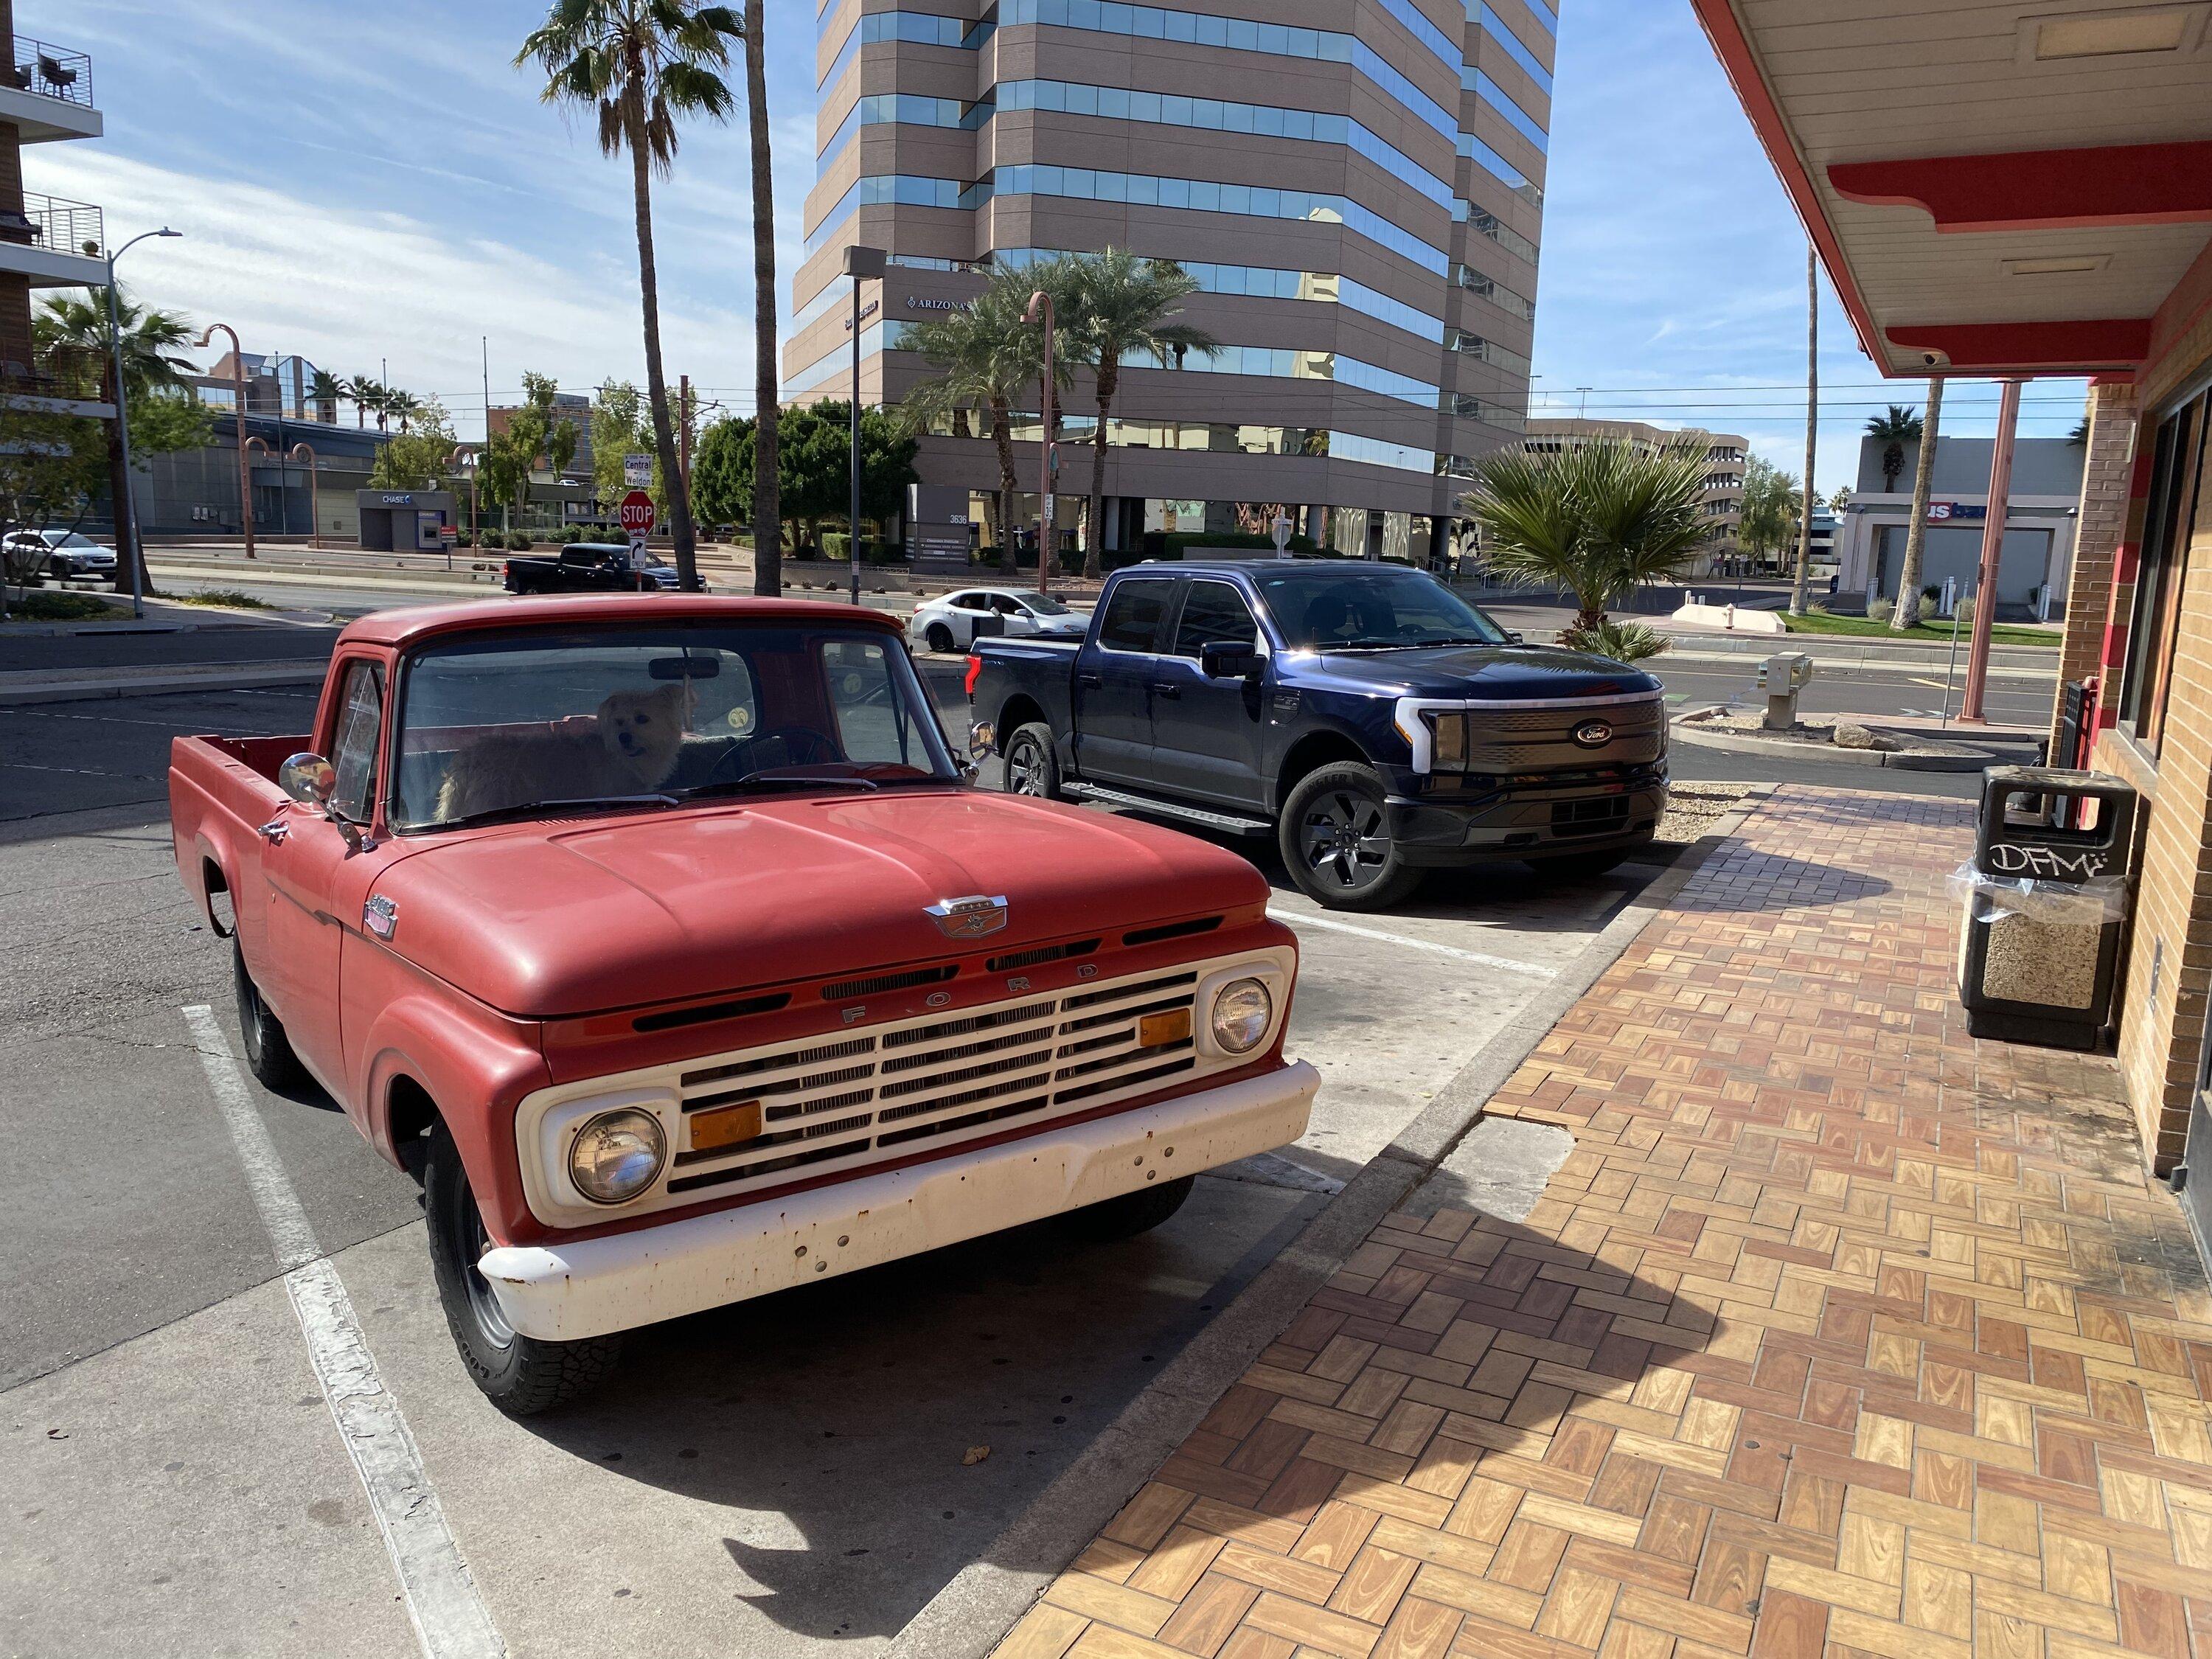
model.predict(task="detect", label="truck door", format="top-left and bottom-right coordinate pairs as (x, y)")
top-left (1074, 577), bottom-right (1174, 786)
top-left (258, 658), bottom-right (402, 1102)
top-left (1149, 578), bottom-right (1269, 810)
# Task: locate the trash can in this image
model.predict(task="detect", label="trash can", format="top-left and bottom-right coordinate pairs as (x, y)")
top-left (1952, 766), bottom-right (2135, 1051)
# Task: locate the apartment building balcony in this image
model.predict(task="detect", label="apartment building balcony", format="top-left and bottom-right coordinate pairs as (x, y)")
top-left (0, 341), bottom-right (114, 420)
top-left (0, 38), bottom-right (99, 142)
top-left (0, 191), bottom-right (106, 286)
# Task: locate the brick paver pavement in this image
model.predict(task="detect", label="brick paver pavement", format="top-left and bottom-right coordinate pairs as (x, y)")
top-left (995, 787), bottom-right (2212, 1659)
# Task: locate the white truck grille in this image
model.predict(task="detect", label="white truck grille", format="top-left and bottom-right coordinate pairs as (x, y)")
top-left (514, 947), bottom-right (1293, 1227)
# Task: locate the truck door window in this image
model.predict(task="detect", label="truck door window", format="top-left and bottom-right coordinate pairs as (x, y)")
top-left (1098, 581), bottom-right (1172, 653)
top-left (1171, 582), bottom-right (1259, 658)
top-left (820, 639), bottom-right (918, 765)
top-left (329, 662), bottom-right (384, 824)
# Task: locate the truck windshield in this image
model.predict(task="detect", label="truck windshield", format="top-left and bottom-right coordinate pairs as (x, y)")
top-left (390, 622), bottom-right (961, 830)
top-left (1253, 569), bottom-right (1509, 652)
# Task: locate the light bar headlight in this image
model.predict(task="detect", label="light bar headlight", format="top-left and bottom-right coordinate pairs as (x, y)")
top-left (1426, 710), bottom-right (1470, 771)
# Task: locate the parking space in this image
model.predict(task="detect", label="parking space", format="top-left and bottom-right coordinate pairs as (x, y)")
top-left (0, 674), bottom-right (1669, 1657)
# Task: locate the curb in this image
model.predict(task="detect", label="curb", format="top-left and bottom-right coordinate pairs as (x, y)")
top-left (891, 787), bottom-right (1775, 1659)
top-left (0, 664), bottom-right (328, 706)
top-left (1670, 714), bottom-right (1998, 773)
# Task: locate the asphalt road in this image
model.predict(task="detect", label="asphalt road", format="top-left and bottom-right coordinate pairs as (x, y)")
top-left (2, 669), bottom-right (1679, 1657)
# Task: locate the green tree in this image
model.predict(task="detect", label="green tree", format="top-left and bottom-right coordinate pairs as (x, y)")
top-left (1737, 453), bottom-right (1801, 569)
top-left (369, 399), bottom-right (459, 490)
top-left (515, 371), bottom-right (579, 523)
top-left (386, 389), bottom-right (425, 433)
top-left (346, 374), bottom-right (383, 429)
top-left (1864, 403), bottom-right (1921, 494)
top-left (308, 367), bottom-right (344, 423)
top-left (0, 403), bottom-right (105, 607)
top-left (1461, 438), bottom-right (1711, 653)
top-left (691, 413), bottom-right (753, 528)
top-left (591, 378), bottom-right (645, 501)
top-left (1063, 249), bottom-right (1217, 577)
top-left (518, 0), bottom-right (744, 592)
top-left (698, 402), bottom-right (915, 555)
top-left (34, 289), bottom-right (198, 594)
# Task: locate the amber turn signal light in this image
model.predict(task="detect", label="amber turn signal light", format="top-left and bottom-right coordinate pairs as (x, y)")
top-left (1138, 1009), bottom-right (1192, 1048)
top-left (689, 1099), bottom-right (764, 1152)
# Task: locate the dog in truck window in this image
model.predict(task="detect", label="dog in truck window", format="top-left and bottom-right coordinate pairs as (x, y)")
top-left (435, 684), bottom-right (688, 823)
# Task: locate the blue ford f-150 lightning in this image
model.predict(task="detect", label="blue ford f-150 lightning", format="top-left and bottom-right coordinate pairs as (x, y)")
top-left (967, 561), bottom-right (1668, 911)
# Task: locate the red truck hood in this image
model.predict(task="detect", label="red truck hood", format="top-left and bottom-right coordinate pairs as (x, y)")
top-left (370, 790), bottom-right (1262, 1018)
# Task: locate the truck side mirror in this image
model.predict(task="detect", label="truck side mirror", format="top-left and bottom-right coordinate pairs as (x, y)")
top-left (1201, 641), bottom-right (1260, 679)
top-left (279, 753), bottom-right (335, 807)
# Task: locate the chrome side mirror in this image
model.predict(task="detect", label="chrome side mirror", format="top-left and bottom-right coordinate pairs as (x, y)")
top-left (279, 753), bottom-right (335, 807)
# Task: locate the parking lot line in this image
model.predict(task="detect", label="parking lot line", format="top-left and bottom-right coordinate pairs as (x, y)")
top-left (1266, 906), bottom-right (1559, 978)
top-left (181, 1005), bottom-right (507, 1659)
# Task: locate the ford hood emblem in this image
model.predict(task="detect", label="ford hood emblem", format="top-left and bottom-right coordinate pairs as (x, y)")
top-left (927, 894), bottom-right (1009, 939)
top-left (1572, 720), bottom-right (1614, 748)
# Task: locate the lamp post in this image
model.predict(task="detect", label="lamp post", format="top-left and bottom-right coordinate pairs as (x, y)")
top-left (194, 321), bottom-right (253, 560)
top-left (841, 245), bottom-right (886, 607)
top-left (246, 437), bottom-right (321, 549)
top-left (1024, 286), bottom-right (1057, 596)
top-left (448, 446), bottom-right (480, 550)
top-left (102, 226), bottom-right (181, 618)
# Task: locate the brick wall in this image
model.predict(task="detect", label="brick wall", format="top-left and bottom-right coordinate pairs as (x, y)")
top-left (2051, 381), bottom-right (2140, 755)
top-left (2095, 342), bottom-right (2212, 1170)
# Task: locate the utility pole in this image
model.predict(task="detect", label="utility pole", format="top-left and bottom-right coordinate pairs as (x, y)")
top-left (480, 336), bottom-right (490, 448)
top-left (1959, 377), bottom-right (2024, 724)
top-left (1790, 243), bottom-right (1818, 617)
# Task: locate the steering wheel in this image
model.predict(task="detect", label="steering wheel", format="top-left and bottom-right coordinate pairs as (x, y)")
top-left (700, 726), bottom-right (843, 787)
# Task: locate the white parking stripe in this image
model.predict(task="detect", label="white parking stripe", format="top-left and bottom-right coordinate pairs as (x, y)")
top-left (181, 1005), bottom-right (507, 1659)
top-left (1267, 907), bottom-right (1559, 978)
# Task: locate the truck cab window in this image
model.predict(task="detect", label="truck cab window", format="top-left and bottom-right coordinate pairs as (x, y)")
top-left (1172, 582), bottom-right (1259, 658)
top-left (1098, 581), bottom-right (1172, 652)
top-left (330, 662), bottom-right (384, 824)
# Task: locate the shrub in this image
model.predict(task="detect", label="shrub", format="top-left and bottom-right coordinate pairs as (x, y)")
top-left (1559, 619), bottom-right (1668, 663)
top-left (5, 590), bottom-right (119, 622)
top-left (507, 532), bottom-right (535, 552)
top-left (1867, 597), bottom-right (1895, 623)
top-left (1954, 595), bottom-right (1977, 630)
top-left (1916, 594), bottom-right (1938, 622)
top-left (1806, 601), bottom-right (1831, 616)
top-left (822, 532), bottom-right (849, 563)
top-left (454, 529), bottom-right (476, 549)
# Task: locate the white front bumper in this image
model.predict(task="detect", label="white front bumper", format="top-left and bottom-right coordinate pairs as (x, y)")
top-left (478, 1060), bottom-right (1319, 1342)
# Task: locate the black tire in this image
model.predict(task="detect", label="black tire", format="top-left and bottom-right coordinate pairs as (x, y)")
top-left (423, 1122), bottom-right (622, 1416)
top-left (232, 938), bottom-right (307, 1091)
top-left (925, 622), bottom-right (955, 653)
top-left (1279, 762), bottom-right (1425, 911)
top-left (1001, 720), bottom-right (1064, 801)
top-left (1059, 1175), bottom-right (1194, 1242)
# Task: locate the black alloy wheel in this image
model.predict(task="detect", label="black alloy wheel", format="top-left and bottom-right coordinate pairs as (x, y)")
top-left (1279, 762), bottom-right (1423, 911)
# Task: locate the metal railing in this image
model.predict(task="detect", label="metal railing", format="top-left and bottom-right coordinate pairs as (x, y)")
top-left (8, 38), bottom-right (91, 107)
top-left (10, 192), bottom-right (103, 260)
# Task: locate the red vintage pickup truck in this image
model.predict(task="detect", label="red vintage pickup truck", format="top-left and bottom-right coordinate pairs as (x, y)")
top-left (170, 596), bottom-right (1318, 1412)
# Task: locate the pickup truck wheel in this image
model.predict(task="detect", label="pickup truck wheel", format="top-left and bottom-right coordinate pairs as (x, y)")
top-left (232, 939), bottom-right (306, 1091)
top-left (1058, 1175), bottom-right (1193, 1241)
top-left (1280, 763), bottom-right (1424, 911)
top-left (1001, 722), bottom-right (1064, 801)
top-left (924, 622), bottom-right (955, 653)
top-left (424, 1123), bottom-right (622, 1416)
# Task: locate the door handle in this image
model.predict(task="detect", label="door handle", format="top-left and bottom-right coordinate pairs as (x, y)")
top-left (1150, 682), bottom-right (1181, 699)
top-left (1076, 672), bottom-right (1104, 689)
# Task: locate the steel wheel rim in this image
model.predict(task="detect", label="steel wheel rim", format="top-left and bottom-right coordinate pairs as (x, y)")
top-left (1006, 738), bottom-right (1046, 796)
top-left (1299, 790), bottom-right (1391, 891)
top-left (459, 1185), bottom-right (513, 1349)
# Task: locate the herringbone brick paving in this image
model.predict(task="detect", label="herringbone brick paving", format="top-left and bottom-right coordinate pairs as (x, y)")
top-left (996, 788), bottom-right (2212, 1659)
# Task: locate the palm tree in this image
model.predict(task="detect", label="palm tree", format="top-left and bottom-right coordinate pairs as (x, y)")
top-left (1891, 378), bottom-right (1943, 632)
top-left (1865, 403), bottom-right (1922, 495)
top-left (33, 290), bottom-right (196, 594)
top-left (1062, 249), bottom-right (1217, 578)
top-left (1462, 439), bottom-right (1711, 655)
top-left (386, 389), bottom-right (424, 434)
top-left (741, 0), bottom-right (779, 594)
top-left (2068, 415), bottom-right (2090, 446)
top-left (904, 268), bottom-right (1075, 574)
top-left (345, 374), bottom-right (380, 428)
top-left (518, 0), bottom-right (743, 594)
top-left (307, 368), bottom-right (344, 424)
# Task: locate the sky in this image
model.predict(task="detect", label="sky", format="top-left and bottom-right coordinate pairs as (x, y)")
top-left (46, 0), bottom-right (2090, 490)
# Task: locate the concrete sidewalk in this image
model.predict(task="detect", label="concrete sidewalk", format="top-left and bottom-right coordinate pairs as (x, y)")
top-left (988, 787), bottom-right (2212, 1659)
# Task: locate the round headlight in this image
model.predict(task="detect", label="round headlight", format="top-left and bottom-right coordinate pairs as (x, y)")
top-left (1210, 978), bottom-right (1274, 1054)
top-left (568, 1108), bottom-right (667, 1205)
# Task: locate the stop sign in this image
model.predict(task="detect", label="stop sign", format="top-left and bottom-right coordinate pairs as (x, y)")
top-left (619, 490), bottom-right (656, 536)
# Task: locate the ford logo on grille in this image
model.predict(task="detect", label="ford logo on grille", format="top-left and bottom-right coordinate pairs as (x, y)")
top-left (1572, 720), bottom-right (1614, 748)
top-left (926, 894), bottom-right (1009, 939)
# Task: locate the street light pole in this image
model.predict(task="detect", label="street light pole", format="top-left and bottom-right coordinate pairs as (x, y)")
top-left (841, 245), bottom-right (886, 607)
top-left (102, 226), bottom-right (181, 618)
top-left (1025, 287), bottom-right (1056, 596)
top-left (194, 321), bottom-right (252, 560)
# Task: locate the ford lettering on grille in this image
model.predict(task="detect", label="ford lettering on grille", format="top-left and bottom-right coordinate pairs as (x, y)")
top-left (1572, 720), bottom-right (1614, 748)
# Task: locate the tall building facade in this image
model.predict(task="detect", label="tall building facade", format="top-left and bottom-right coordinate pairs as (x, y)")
top-left (0, 4), bottom-right (107, 409)
top-left (792, 0), bottom-right (1555, 560)
top-left (1524, 419), bottom-right (1747, 571)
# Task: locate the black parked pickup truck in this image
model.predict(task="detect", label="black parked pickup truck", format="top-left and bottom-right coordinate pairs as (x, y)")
top-left (504, 542), bottom-right (681, 595)
top-left (967, 561), bottom-right (1668, 911)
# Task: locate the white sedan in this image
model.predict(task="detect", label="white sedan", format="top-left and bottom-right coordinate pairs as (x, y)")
top-left (908, 588), bottom-right (1088, 653)
top-left (6, 529), bottom-right (117, 580)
